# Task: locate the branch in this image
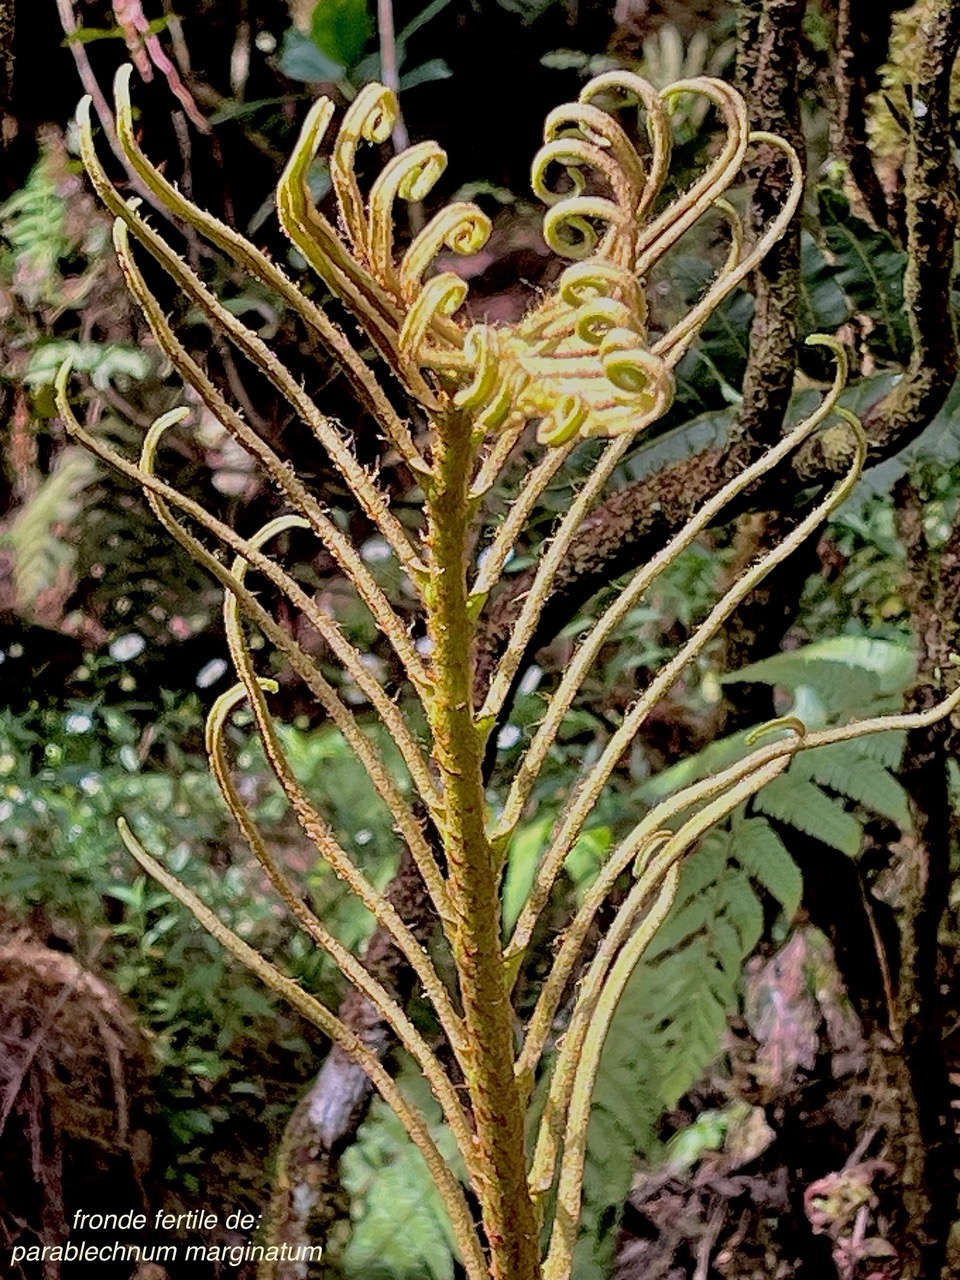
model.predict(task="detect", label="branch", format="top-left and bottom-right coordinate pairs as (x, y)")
top-left (735, 0), bottom-right (805, 446)
top-left (889, 482), bottom-right (960, 1274)
top-left (829, 0), bottom-right (904, 233)
top-left (376, 0), bottom-right (410, 152)
top-left (0, 0), bottom-right (12, 150)
top-left (858, 0), bottom-right (960, 443)
top-left (55, 1), bottom-right (192, 230)
top-left (799, 0), bottom-right (960, 472)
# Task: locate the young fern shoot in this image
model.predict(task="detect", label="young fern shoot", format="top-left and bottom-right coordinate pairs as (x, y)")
top-left (57, 66), bottom-right (959, 1280)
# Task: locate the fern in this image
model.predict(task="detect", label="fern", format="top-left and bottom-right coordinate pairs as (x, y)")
top-left (754, 775), bottom-right (863, 856)
top-left (817, 188), bottom-right (909, 363)
top-left (502, 817), bottom-right (613, 935)
top-left (790, 736), bottom-right (910, 828)
top-left (728, 811), bottom-right (803, 918)
top-left (720, 633), bottom-right (915, 717)
top-left (25, 339), bottom-right (152, 392)
top-left (798, 229), bottom-right (849, 337)
top-left (638, 818), bottom-right (799, 1101)
top-left (575, 637), bottom-right (914, 1275)
top-left (0, 151), bottom-right (70, 308)
top-left (728, 635), bottom-right (913, 853)
top-left (53, 56), bottom-right (960, 1280)
top-left (3, 448), bottom-right (98, 612)
top-left (574, 1000), bottom-right (660, 1280)
top-left (575, 815), bottom-right (797, 1276)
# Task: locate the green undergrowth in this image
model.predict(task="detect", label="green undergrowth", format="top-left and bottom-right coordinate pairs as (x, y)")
top-left (0, 681), bottom-right (401, 1201)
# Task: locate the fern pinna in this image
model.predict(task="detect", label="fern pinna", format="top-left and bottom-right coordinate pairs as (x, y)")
top-left (56, 66), bottom-right (959, 1280)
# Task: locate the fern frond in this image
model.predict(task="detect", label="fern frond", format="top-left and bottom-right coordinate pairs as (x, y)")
top-left (754, 775), bottom-right (864, 856)
top-left (722, 633), bottom-right (916, 717)
top-left (0, 150), bottom-right (70, 308)
top-left (730, 814), bottom-right (803, 918)
top-left (5, 448), bottom-right (97, 611)
top-left (790, 737), bottom-right (911, 829)
top-left (59, 53), bottom-right (960, 1280)
top-left (568, 816), bottom-right (794, 1275)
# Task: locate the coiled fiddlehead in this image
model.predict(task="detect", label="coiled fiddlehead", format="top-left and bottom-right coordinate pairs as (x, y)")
top-left (267, 69), bottom-right (801, 446)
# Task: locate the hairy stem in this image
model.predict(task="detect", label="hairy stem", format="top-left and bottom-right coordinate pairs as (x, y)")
top-left (425, 409), bottom-right (540, 1280)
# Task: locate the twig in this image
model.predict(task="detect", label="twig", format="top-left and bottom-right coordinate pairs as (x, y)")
top-left (694, 1200), bottom-right (726, 1280)
top-left (830, 0), bottom-right (903, 233)
top-left (55, 0), bottom-right (180, 228)
top-left (56, 0), bottom-right (121, 158)
top-left (0, 0), bottom-right (14, 148)
top-left (377, 0), bottom-right (410, 153)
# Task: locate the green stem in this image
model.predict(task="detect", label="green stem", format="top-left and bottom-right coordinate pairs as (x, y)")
top-left (425, 409), bottom-right (541, 1280)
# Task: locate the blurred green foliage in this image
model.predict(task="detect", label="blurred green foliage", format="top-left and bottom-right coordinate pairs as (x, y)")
top-left (279, 0), bottom-right (454, 93)
top-left (0, 676), bottom-right (404, 1195)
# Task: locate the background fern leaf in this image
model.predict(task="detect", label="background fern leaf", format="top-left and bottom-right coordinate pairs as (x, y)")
top-left (4, 448), bottom-right (98, 613)
top-left (753, 775), bottom-right (863, 856)
top-left (575, 817), bottom-right (801, 1277)
top-left (790, 739), bottom-right (911, 829)
top-left (731, 815), bottom-right (803, 917)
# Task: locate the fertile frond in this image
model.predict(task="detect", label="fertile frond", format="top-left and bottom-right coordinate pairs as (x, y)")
top-left (58, 59), bottom-right (960, 1280)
